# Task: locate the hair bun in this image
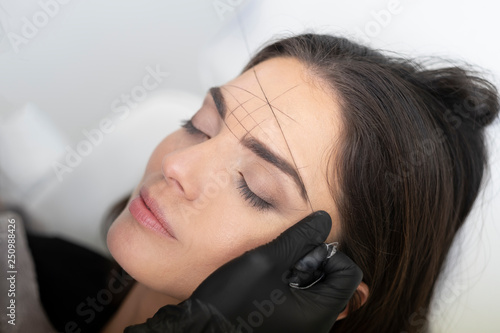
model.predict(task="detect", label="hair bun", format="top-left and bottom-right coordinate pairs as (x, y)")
top-left (416, 66), bottom-right (499, 129)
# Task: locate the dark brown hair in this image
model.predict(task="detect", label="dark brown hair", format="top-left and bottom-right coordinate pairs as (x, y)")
top-left (243, 34), bottom-right (499, 332)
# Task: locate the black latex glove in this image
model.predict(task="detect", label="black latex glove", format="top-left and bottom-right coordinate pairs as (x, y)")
top-left (125, 211), bottom-right (363, 333)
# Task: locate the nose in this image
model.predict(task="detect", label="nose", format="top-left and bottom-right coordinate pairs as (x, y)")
top-left (161, 141), bottom-right (225, 201)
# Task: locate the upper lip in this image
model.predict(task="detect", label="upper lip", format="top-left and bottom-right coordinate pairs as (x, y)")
top-left (139, 187), bottom-right (177, 239)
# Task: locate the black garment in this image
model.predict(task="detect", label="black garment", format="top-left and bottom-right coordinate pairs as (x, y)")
top-left (124, 299), bottom-right (236, 333)
top-left (27, 234), bottom-right (135, 333)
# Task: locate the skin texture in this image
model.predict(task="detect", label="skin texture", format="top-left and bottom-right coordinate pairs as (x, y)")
top-left (106, 57), bottom-right (343, 328)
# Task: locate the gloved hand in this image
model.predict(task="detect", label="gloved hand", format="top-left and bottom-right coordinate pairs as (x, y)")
top-left (125, 211), bottom-right (363, 333)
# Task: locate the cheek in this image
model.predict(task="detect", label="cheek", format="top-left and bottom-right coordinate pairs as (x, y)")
top-left (185, 202), bottom-right (291, 278)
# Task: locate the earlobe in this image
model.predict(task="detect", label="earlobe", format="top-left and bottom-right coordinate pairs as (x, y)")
top-left (336, 281), bottom-right (369, 320)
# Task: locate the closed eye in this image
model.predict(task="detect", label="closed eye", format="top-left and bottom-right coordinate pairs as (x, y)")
top-left (181, 119), bottom-right (210, 139)
top-left (237, 173), bottom-right (272, 211)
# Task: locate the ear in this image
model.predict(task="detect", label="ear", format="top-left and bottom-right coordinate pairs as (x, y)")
top-left (336, 281), bottom-right (369, 320)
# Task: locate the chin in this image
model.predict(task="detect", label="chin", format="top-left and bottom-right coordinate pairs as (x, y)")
top-left (106, 212), bottom-right (191, 298)
top-left (106, 213), bottom-right (136, 273)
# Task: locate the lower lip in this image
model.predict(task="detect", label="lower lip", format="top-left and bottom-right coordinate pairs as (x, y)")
top-left (129, 196), bottom-right (175, 239)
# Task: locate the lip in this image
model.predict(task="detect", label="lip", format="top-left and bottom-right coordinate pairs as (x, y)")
top-left (128, 188), bottom-right (177, 240)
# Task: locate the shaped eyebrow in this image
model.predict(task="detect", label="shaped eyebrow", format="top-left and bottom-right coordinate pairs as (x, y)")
top-left (209, 86), bottom-right (226, 119)
top-left (209, 86), bottom-right (308, 203)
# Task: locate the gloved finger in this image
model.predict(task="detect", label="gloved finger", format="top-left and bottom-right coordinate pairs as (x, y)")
top-left (288, 269), bottom-right (324, 288)
top-left (294, 242), bottom-right (329, 272)
top-left (258, 210), bottom-right (332, 272)
top-left (288, 243), bottom-right (330, 288)
top-left (306, 251), bottom-right (363, 301)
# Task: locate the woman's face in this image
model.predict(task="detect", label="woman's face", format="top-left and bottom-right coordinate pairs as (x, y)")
top-left (107, 57), bottom-right (342, 300)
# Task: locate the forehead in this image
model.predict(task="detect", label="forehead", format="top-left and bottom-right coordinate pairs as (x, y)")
top-left (222, 57), bottom-right (341, 214)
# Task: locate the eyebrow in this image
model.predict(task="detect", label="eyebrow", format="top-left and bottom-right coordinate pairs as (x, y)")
top-left (209, 87), bottom-right (226, 119)
top-left (209, 86), bottom-right (308, 202)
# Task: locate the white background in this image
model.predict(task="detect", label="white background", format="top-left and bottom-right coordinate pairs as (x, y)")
top-left (0, 0), bottom-right (499, 332)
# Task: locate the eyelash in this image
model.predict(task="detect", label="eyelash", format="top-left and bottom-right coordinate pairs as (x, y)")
top-left (181, 119), bottom-right (272, 211)
top-left (237, 175), bottom-right (272, 211)
top-left (181, 119), bottom-right (210, 138)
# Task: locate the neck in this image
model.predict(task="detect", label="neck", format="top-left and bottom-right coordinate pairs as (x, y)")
top-left (131, 283), bottom-right (180, 319)
top-left (102, 283), bottom-right (180, 333)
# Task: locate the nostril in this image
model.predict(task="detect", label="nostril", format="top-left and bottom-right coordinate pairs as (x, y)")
top-left (168, 177), bottom-right (184, 194)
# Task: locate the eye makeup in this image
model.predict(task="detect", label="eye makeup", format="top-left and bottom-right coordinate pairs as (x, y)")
top-left (237, 173), bottom-right (272, 211)
top-left (181, 119), bottom-right (207, 137)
